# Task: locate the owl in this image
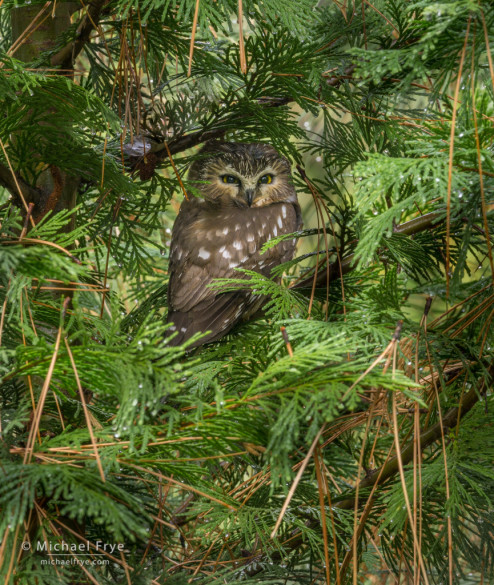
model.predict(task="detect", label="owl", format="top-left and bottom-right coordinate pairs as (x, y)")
top-left (166, 141), bottom-right (302, 347)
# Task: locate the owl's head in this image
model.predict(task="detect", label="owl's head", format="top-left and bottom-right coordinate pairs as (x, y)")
top-left (188, 141), bottom-right (297, 208)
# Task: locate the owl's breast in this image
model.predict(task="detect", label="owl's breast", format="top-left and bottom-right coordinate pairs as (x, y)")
top-left (188, 202), bottom-right (299, 272)
top-left (170, 196), bottom-right (300, 282)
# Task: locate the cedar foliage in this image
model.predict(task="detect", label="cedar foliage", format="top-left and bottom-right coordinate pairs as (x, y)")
top-left (0, 1), bottom-right (493, 584)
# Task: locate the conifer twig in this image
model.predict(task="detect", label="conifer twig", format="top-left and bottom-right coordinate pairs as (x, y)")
top-left (445, 17), bottom-right (471, 297)
top-left (280, 326), bottom-right (293, 357)
top-left (0, 143), bottom-right (38, 227)
top-left (238, 0), bottom-right (247, 74)
top-left (188, 0), bottom-right (201, 77)
top-left (334, 363), bottom-right (493, 510)
top-left (270, 425), bottom-right (326, 538)
top-left (245, 363), bottom-right (493, 578)
top-left (50, 0), bottom-right (108, 70)
top-left (292, 211), bottom-right (442, 290)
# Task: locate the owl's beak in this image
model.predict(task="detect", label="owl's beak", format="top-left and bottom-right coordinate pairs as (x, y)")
top-left (245, 189), bottom-right (255, 207)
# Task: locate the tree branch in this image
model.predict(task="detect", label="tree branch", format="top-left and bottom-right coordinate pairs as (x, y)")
top-left (292, 211), bottom-right (443, 290)
top-left (243, 363), bottom-right (492, 578)
top-left (335, 363), bottom-right (493, 510)
top-left (126, 97), bottom-right (296, 177)
top-left (158, 127), bottom-right (229, 158)
top-left (50, 0), bottom-right (108, 70)
top-left (0, 162), bottom-right (43, 205)
top-left (154, 98), bottom-right (294, 159)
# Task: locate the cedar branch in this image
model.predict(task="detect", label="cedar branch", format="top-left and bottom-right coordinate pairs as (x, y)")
top-left (0, 162), bottom-right (43, 204)
top-left (50, 0), bottom-right (108, 70)
top-left (244, 363), bottom-right (492, 578)
top-left (334, 363), bottom-right (493, 510)
top-left (292, 211), bottom-right (443, 290)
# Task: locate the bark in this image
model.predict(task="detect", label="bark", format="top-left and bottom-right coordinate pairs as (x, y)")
top-left (11, 3), bottom-right (79, 64)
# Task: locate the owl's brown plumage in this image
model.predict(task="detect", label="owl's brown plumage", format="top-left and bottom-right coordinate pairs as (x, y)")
top-left (166, 141), bottom-right (302, 347)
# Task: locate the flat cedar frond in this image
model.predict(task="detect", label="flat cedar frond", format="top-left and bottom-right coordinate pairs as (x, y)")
top-left (209, 269), bottom-right (310, 319)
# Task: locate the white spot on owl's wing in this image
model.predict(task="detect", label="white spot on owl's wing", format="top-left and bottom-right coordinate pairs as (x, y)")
top-left (272, 226), bottom-right (278, 237)
top-left (281, 205), bottom-right (287, 218)
top-left (277, 216), bottom-right (283, 229)
top-left (246, 233), bottom-right (255, 242)
top-left (233, 241), bottom-right (243, 250)
top-left (198, 247), bottom-right (211, 260)
top-left (219, 245), bottom-right (231, 259)
top-left (223, 227), bottom-right (229, 235)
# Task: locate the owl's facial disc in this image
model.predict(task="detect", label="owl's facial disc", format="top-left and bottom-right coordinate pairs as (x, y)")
top-left (203, 159), bottom-right (289, 208)
top-left (216, 168), bottom-right (263, 207)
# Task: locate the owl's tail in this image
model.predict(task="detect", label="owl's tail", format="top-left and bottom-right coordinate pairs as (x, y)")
top-left (166, 292), bottom-right (244, 348)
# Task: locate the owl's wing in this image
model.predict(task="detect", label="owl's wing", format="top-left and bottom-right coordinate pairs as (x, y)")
top-left (167, 199), bottom-right (301, 346)
top-left (167, 201), bottom-right (240, 314)
top-left (167, 292), bottom-right (250, 346)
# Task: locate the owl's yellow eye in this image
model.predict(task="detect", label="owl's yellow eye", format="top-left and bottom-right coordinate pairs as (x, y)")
top-left (259, 174), bottom-right (273, 185)
top-left (222, 175), bottom-right (239, 184)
